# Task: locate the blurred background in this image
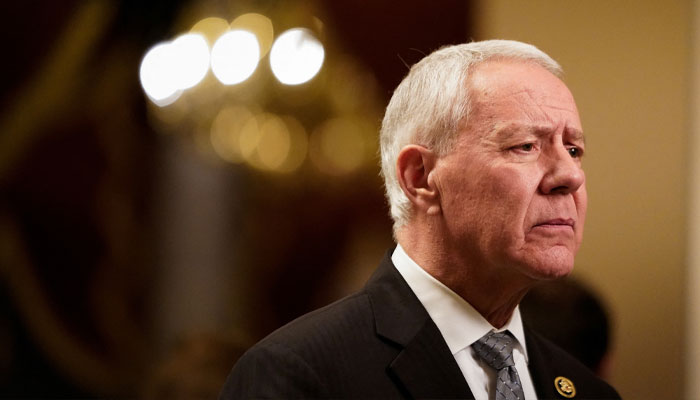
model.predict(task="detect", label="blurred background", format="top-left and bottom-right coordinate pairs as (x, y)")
top-left (0, 0), bottom-right (697, 399)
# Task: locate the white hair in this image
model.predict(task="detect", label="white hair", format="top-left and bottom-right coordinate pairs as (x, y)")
top-left (379, 39), bottom-right (563, 231)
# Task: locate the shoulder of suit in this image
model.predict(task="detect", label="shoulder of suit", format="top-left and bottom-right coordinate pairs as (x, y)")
top-left (254, 289), bottom-right (374, 351)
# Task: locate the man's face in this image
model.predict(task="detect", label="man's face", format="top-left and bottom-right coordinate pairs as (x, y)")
top-left (434, 60), bottom-right (587, 280)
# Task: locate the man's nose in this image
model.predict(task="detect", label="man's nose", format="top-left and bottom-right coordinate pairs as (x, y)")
top-left (539, 146), bottom-right (585, 194)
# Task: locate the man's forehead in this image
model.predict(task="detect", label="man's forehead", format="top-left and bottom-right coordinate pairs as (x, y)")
top-left (469, 93), bottom-right (583, 139)
top-left (471, 78), bottom-right (575, 108)
top-left (469, 59), bottom-right (559, 84)
top-left (466, 61), bottom-right (581, 134)
top-left (469, 60), bottom-right (572, 98)
top-left (470, 89), bottom-right (579, 122)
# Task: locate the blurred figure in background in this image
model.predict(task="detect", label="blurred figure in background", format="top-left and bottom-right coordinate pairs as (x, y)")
top-left (520, 278), bottom-right (613, 379)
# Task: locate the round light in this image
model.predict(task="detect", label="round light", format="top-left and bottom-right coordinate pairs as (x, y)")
top-left (210, 30), bottom-right (260, 85)
top-left (210, 105), bottom-right (255, 163)
top-left (171, 33), bottom-right (210, 90)
top-left (231, 13), bottom-right (274, 57)
top-left (278, 116), bottom-right (308, 173)
top-left (191, 17), bottom-right (230, 44)
top-left (140, 42), bottom-right (182, 105)
top-left (270, 28), bottom-right (324, 85)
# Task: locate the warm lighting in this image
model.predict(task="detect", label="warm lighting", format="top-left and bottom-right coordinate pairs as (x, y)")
top-left (140, 34), bottom-right (209, 106)
top-left (140, 42), bottom-right (182, 106)
top-left (256, 115), bottom-right (291, 170)
top-left (231, 13), bottom-right (274, 58)
top-left (278, 116), bottom-right (308, 173)
top-left (232, 113), bottom-right (308, 172)
top-left (239, 113), bottom-right (261, 161)
top-left (171, 33), bottom-right (210, 90)
top-left (191, 17), bottom-right (230, 44)
top-left (309, 118), bottom-right (366, 174)
top-left (210, 105), bottom-right (256, 163)
top-left (270, 28), bottom-right (324, 85)
top-left (210, 30), bottom-right (260, 85)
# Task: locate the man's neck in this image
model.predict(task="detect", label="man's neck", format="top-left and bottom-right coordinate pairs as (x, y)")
top-left (396, 232), bottom-right (535, 329)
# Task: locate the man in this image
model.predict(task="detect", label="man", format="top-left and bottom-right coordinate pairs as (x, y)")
top-left (220, 40), bottom-right (621, 399)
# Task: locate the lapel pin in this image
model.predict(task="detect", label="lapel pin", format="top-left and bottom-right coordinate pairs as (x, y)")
top-left (554, 376), bottom-right (576, 398)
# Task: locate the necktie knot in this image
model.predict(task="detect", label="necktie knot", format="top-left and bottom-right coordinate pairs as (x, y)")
top-left (472, 330), bottom-right (525, 400)
top-left (473, 331), bottom-right (516, 370)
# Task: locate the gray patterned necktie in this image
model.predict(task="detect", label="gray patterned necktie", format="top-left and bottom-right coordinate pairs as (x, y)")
top-left (472, 330), bottom-right (525, 400)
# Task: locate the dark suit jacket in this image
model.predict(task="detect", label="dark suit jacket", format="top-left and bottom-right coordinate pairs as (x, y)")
top-left (220, 251), bottom-right (621, 399)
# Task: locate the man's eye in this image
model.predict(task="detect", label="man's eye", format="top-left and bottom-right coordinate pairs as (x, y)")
top-left (514, 143), bottom-right (535, 152)
top-left (568, 147), bottom-right (583, 158)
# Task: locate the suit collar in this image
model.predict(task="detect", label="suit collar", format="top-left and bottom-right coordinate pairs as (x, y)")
top-left (365, 250), bottom-right (474, 399)
top-left (364, 250), bottom-right (429, 346)
top-left (523, 325), bottom-right (560, 399)
top-left (391, 244), bottom-right (530, 361)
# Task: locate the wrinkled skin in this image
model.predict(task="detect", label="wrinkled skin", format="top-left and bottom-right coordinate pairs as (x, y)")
top-left (434, 60), bottom-right (587, 284)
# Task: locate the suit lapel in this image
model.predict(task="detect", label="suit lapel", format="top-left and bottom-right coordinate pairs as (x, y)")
top-left (388, 320), bottom-right (474, 399)
top-left (524, 326), bottom-right (560, 399)
top-left (365, 252), bottom-right (474, 399)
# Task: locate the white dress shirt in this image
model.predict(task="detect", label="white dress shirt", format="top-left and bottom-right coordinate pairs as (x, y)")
top-left (392, 244), bottom-right (538, 400)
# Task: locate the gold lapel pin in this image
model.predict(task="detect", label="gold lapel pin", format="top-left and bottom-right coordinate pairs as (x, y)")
top-left (554, 376), bottom-right (576, 398)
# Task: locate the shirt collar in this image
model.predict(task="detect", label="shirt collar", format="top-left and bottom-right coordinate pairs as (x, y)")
top-left (391, 244), bottom-right (529, 361)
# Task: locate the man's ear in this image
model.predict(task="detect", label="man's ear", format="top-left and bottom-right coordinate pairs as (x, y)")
top-left (396, 145), bottom-right (441, 216)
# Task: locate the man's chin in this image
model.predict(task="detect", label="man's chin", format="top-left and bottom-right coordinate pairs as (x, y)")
top-left (518, 249), bottom-right (575, 280)
top-left (530, 264), bottom-right (573, 280)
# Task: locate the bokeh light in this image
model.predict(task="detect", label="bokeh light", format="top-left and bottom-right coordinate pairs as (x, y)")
top-left (171, 33), bottom-right (210, 90)
top-left (142, 15), bottom-right (378, 174)
top-left (139, 42), bottom-right (182, 106)
top-left (270, 28), bottom-right (325, 85)
top-left (309, 117), bottom-right (366, 175)
top-left (210, 105), bottom-right (256, 163)
top-left (210, 30), bottom-right (260, 85)
top-left (277, 116), bottom-right (308, 173)
top-left (191, 17), bottom-right (230, 44)
top-left (231, 13), bottom-right (274, 58)
top-left (256, 115), bottom-right (291, 170)
top-left (224, 113), bottom-right (309, 173)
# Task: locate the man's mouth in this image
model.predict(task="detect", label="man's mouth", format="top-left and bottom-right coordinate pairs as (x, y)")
top-left (532, 218), bottom-right (575, 230)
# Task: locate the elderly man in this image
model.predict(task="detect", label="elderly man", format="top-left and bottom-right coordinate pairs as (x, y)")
top-left (220, 40), bottom-right (620, 399)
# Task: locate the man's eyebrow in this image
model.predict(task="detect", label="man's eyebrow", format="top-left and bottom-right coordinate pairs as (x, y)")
top-left (485, 122), bottom-right (545, 142)
top-left (486, 122), bottom-right (586, 143)
top-left (567, 127), bottom-right (586, 144)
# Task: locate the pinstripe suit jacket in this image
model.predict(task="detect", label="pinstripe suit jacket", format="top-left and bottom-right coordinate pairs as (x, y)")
top-left (219, 251), bottom-right (620, 399)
